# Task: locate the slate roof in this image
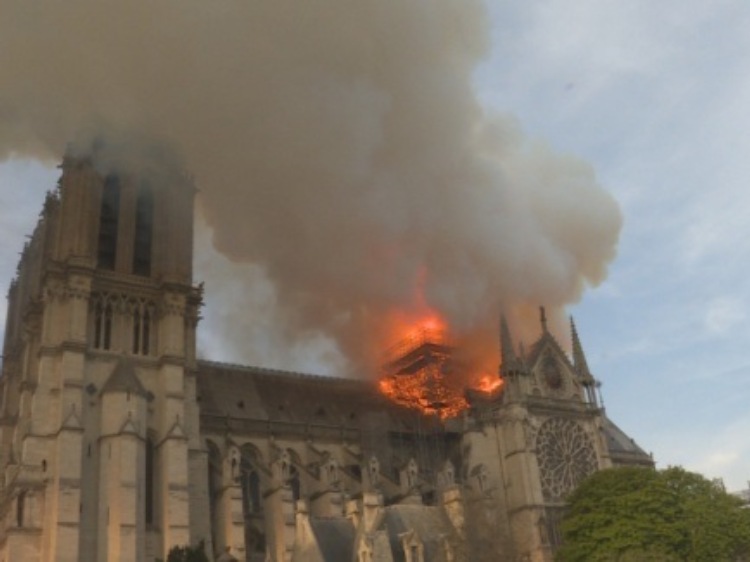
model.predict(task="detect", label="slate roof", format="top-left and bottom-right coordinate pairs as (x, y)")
top-left (602, 416), bottom-right (652, 465)
top-left (196, 361), bottom-right (650, 469)
top-left (301, 507), bottom-right (462, 562)
top-left (382, 504), bottom-right (462, 562)
top-left (308, 518), bottom-right (356, 562)
top-left (196, 360), bottom-right (446, 433)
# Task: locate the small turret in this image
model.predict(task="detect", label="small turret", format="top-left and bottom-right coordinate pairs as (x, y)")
top-left (570, 317), bottom-right (599, 407)
top-left (499, 314), bottom-right (524, 378)
top-left (499, 314), bottom-right (529, 403)
top-left (539, 306), bottom-right (548, 333)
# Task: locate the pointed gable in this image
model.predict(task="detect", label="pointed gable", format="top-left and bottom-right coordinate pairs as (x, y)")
top-left (100, 359), bottom-right (148, 398)
top-left (521, 307), bottom-right (589, 400)
top-left (61, 405), bottom-right (83, 430)
top-left (119, 415), bottom-right (140, 436)
top-left (570, 317), bottom-right (595, 383)
top-left (524, 309), bottom-right (574, 374)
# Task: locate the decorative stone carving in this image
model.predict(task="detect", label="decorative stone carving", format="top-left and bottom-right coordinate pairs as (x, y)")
top-left (524, 417), bottom-right (542, 449)
top-left (437, 460), bottom-right (455, 490)
top-left (367, 456), bottom-right (381, 489)
top-left (542, 357), bottom-right (565, 392)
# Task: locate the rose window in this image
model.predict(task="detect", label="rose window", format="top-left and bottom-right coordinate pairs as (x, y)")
top-left (536, 418), bottom-right (598, 502)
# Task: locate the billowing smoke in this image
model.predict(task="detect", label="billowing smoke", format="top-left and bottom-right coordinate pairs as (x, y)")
top-left (0, 1), bottom-right (621, 375)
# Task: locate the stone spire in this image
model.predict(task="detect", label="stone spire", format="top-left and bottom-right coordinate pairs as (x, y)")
top-left (569, 317), bottom-right (593, 381)
top-left (499, 314), bottom-right (523, 376)
top-left (570, 316), bottom-right (600, 407)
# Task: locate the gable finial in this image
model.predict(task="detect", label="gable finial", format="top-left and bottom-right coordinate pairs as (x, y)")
top-left (499, 313), bottom-right (522, 376)
top-left (570, 316), bottom-right (592, 379)
top-left (539, 306), bottom-right (548, 332)
top-left (570, 316), bottom-right (601, 406)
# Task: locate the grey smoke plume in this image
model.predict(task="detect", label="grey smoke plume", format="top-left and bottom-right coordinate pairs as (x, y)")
top-left (0, 0), bottom-right (621, 375)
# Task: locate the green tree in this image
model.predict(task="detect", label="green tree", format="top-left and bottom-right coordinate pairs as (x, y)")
top-left (556, 466), bottom-right (750, 562)
top-left (166, 540), bottom-right (210, 562)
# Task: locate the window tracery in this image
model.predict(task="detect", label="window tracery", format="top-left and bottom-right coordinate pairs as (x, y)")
top-left (89, 293), bottom-right (156, 355)
top-left (130, 298), bottom-right (154, 355)
top-left (97, 175), bottom-right (120, 270)
top-left (240, 445), bottom-right (264, 516)
top-left (536, 418), bottom-right (597, 502)
top-left (92, 296), bottom-right (114, 350)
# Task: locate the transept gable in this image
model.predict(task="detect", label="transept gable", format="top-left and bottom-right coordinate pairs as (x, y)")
top-left (528, 346), bottom-right (581, 398)
top-left (524, 330), bottom-right (574, 376)
top-left (518, 311), bottom-right (590, 402)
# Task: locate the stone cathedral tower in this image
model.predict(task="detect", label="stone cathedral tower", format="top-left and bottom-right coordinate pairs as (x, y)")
top-left (0, 152), bottom-right (204, 561)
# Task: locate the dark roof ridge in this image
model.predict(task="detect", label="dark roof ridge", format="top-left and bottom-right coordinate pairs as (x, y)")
top-left (197, 359), bottom-right (371, 385)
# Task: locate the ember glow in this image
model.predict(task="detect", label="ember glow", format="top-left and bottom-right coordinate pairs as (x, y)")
top-left (378, 312), bottom-right (504, 419)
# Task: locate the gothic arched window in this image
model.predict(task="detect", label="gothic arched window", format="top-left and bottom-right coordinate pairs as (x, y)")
top-left (16, 490), bottom-right (26, 527)
top-left (240, 444), bottom-right (266, 554)
top-left (93, 297), bottom-right (114, 350)
top-left (289, 465), bottom-right (301, 503)
top-left (132, 184), bottom-right (154, 276)
top-left (240, 445), bottom-right (264, 516)
top-left (98, 175), bottom-right (120, 270)
top-left (131, 301), bottom-right (153, 356)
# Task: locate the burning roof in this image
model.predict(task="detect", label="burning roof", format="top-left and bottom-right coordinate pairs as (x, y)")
top-left (378, 327), bottom-right (502, 420)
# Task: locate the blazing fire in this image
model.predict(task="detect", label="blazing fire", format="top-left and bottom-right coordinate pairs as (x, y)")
top-left (475, 374), bottom-right (504, 394)
top-left (378, 313), bottom-right (504, 419)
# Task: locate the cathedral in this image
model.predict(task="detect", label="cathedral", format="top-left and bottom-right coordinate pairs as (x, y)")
top-left (0, 154), bottom-right (651, 562)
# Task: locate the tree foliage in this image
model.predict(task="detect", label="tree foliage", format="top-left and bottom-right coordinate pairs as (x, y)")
top-left (556, 466), bottom-right (750, 562)
top-left (166, 541), bottom-right (210, 562)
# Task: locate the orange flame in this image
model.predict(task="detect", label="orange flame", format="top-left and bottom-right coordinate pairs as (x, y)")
top-left (377, 312), bottom-right (504, 419)
top-left (474, 374), bottom-right (504, 394)
top-left (376, 267), bottom-right (503, 419)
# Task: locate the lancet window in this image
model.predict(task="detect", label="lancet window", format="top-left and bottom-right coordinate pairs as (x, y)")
top-left (90, 293), bottom-right (156, 355)
top-left (132, 184), bottom-right (154, 276)
top-left (130, 299), bottom-right (155, 356)
top-left (286, 449), bottom-right (302, 502)
top-left (97, 175), bottom-right (120, 270)
top-left (240, 445), bottom-right (267, 555)
top-left (206, 440), bottom-right (223, 552)
top-left (92, 296), bottom-right (114, 350)
top-left (16, 490), bottom-right (26, 527)
top-left (244, 470), bottom-right (261, 514)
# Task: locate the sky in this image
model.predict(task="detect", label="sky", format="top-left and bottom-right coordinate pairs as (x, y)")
top-left (475, 1), bottom-right (750, 490)
top-left (1, 1), bottom-right (749, 490)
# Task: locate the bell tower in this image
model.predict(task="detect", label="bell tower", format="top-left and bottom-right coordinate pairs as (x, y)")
top-left (0, 146), bottom-right (204, 562)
